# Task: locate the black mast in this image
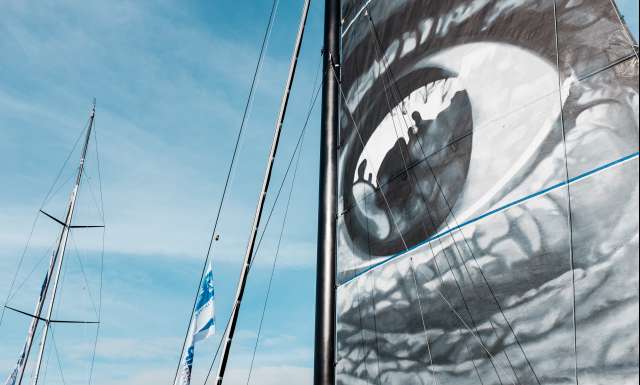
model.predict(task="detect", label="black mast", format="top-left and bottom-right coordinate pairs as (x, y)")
top-left (314, 0), bottom-right (339, 384)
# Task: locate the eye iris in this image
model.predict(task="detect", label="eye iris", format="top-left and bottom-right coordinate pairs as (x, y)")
top-left (345, 74), bottom-right (473, 256)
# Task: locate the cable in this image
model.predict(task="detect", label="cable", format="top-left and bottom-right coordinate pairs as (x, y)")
top-left (0, 119), bottom-right (89, 329)
top-left (245, 53), bottom-right (323, 385)
top-left (172, 0), bottom-right (282, 383)
top-left (49, 326), bottom-right (68, 385)
top-left (202, 61), bottom-right (323, 385)
top-left (363, 11), bottom-right (511, 383)
top-left (87, 108), bottom-right (105, 385)
top-left (5, 238), bottom-right (57, 305)
top-left (329, 58), bottom-right (519, 384)
top-left (364, 11), bottom-right (540, 383)
top-left (69, 234), bottom-right (99, 318)
top-left (552, 2), bottom-right (578, 384)
top-left (606, 0), bottom-right (639, 61)
top-left (246, 117), bottom-right (305, 385)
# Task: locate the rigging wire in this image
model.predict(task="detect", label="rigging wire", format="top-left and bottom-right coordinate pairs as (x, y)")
top-left (69, 234), bottom-right (99, 319)
top-left (606, 0), bottom-right (640, 61)
top-left (0, 120), bottom-right (90, 329)
top-left (88, 109), bottom-right (106, 385)
top-left (359, 15), bottom-right (479, 383)
top-left (202, 64), bottom-right (323, 385)
top-left (244, 63), bottom-right (319, 383)
top-left (364, 211), bottom-right (383, 384)
top-left (328, 57), bottom-right (520, 384)
top-left (551, 3), bottom-right (578, 384)
top-left (328, 55), bottom-right (446, 383)
top-left (49, 326), bottom-right (68, 385)
top-left (364, 16), bottom-right (510, 383)
top-left (362, 11), bottom-right (510, 384)
top-left (363, 11), bottom-right (542, 383)
top-left (246, 123), bottom-right (305, 385)
top-left (348, 72), bottom-right (384, 385)
top-left (171, 0), bottom-right (282, 382)
top-left (4, 238), bottom-right (57, 305)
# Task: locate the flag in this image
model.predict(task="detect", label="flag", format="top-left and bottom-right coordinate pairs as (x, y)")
top-left (175, 262), bottom-right (215, 385)
top-left (3, 352), bottom-right (24, 385)
top-left (4, 275), bottom-right (47, 385)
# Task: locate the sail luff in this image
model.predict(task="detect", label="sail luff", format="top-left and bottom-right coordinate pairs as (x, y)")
top-left (14, 103), bottom-right (96, 385)
top-left (213, 2), bottom-right (311, 384)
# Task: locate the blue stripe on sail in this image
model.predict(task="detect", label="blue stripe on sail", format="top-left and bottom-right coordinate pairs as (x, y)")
top-left (339, 151), bottom-right (640, 287)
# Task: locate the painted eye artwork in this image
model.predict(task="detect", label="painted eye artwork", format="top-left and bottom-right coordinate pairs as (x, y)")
top-left (343, 67), bottom-right (472, 257)
top-left (336, 1), bottom-right (639, 385)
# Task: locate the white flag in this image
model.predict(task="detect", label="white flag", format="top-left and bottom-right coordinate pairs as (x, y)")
top-left (175, 262), bottom-right (215, 385)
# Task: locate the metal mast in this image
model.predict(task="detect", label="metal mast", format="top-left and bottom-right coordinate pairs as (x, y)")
top-left (213, 2), bottom-right (311, 384)
top-left (14, 101), bottom-right (97, 385)
top-left (314, 0), bottom-right (339, 383)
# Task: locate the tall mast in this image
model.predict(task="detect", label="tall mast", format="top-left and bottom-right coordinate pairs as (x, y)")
top-left (314, 0), bottom-right (339, 384)
top-left (14, 101), bottom-right (96, 385)
top-left (213, 2), bottom-right (311, 384)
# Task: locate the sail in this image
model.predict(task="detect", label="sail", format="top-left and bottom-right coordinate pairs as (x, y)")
top-left (335, 1), bottom-right (639, 384)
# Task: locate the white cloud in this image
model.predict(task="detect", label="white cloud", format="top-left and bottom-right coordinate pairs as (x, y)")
top-left (224, 365), bottom-right (313, 385)
top-left (0, 0), bottom-right (320, 267)
top-left (0, 2), bottom-right (321, 384)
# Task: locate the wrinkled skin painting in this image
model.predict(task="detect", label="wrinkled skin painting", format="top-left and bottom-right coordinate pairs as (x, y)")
top-left (335, 1), bottom-right (639, 384)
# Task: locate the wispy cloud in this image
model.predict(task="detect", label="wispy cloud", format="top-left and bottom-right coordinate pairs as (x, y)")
top-left (0, 2), bottom-right (321, 384)
top-left (0, 0), bottom-right (320, 267)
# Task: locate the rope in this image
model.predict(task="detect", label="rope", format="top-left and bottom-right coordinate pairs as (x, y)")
top-left (68, 234), bottom-right (99, 318)
top-left (330, 55), bottom-right (520, 384)
top-left (171, 0), bottom-right (282, 382)
top-left (328, 59), bottom-right (450, 384)
top-left (49, 326), bottom-right (68, 385)
top-left (350, 73), bottom-right (383, 385)
top-left (246, 50), bottom-right (321, 385)
top-left (87, 109), bottom-right (106, 385)
top-left (348, 52), bottom-right (490, 381)
top-left (202, 58), bottom-right (323, 385)
top-left (246, 118), bottom-right (306, 385)
top-left (552, 2), bottom-right (579, 384)
top-left (0, 119), bottom-right (90, 329)
top-left (364, 11), bottom-right (540, 383)
top-left (606, 0), bottom-right (639, 60)
top-left (4, 239), bottom-right (57, 306)
top-left (363, 11), bottom-right (511, 383)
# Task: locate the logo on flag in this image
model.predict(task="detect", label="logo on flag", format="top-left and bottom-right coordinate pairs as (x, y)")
top-left (175, 262), bottom-right (215, 385)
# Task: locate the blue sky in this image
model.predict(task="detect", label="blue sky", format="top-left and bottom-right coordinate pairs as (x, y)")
top-left (0, 1), bottom-right (638, 385)
top-left (0, 1), bottom-right (324, 384)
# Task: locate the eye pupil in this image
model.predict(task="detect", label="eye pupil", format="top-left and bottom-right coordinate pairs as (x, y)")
top-left (343, 71), bottom-right (473, 257)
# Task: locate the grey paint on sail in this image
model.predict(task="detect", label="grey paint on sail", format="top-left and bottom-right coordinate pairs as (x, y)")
top-left (336, 0), bottom-right (639, 384)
